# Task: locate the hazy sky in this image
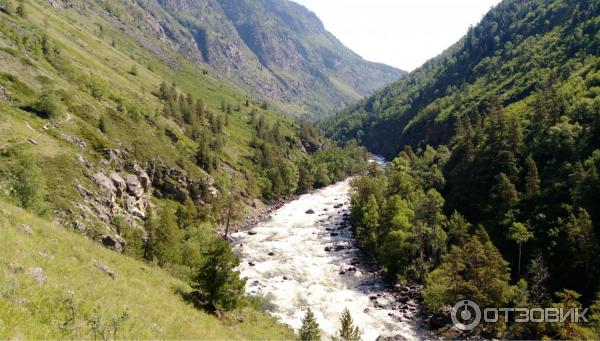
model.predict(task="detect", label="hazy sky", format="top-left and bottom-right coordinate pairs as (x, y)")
top-left (291, 0), bottom-right (502, 71)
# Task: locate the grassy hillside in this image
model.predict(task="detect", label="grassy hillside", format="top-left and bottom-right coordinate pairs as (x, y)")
top-left (0, 0), bottom-right (367, 236)
top-left (0, 200), bottom-right (294, 339)
top-left (0, 0), bottom-right (368, 337)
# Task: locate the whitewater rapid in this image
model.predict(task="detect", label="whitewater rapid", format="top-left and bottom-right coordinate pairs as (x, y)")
top-left (232, 164), bottom-right (421, 340)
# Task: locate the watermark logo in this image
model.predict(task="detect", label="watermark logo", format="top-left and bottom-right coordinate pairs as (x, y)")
top-left (451, 300), bottom-right (481, 331)
top-left (451, 300), bottom-right (590, 331)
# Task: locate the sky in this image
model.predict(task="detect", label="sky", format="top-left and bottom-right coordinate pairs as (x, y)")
top-left (291, 0), bottom-right (502, 71)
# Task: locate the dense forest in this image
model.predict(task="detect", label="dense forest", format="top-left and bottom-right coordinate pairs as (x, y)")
top-left (338, 0), bottom-right (600, 338)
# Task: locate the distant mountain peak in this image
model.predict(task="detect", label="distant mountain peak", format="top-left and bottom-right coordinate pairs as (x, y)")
top-left (157, 0), bottom-right (406, 118)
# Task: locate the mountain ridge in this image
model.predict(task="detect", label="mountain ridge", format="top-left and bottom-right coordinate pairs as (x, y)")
top-left (152, 0), bottom-right (406, 118)
top-left (320, 0), bottom-right (599, 156)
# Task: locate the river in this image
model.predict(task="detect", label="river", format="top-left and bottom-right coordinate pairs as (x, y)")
top-left (231, 157), bottom-right (421, 340)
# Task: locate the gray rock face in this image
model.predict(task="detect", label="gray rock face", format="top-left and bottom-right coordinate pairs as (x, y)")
top-left (125, 195), bottom-right (146, 218)
top-left (130, 163), bottom-right (151, 190)
top-left (78, 155), bottom-right (93, 168)
top-left (126, 174), bottom-right (144, 198)
top-left (110, 173), bottom-right (126, 196)
top-left (93, 173), bottom-right (117, 193)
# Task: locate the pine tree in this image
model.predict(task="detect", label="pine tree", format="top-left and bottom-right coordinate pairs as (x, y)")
top-left (190, 238), bottom-right (246, 311)
top-left (524, 155), bottom-right (541, 197)
top-left (494, 172), bottom-right (519, 209)
top-left (446, 211), bottom-right (471, 247)
top-left (526, 254), bottom-right (549, 305)
top-left (357, 194), bottom-right (380, 252)
top-left (299, 308), bottom-right (320, 341)
top-left (153, 206), bottom-right (181, 266)
top-left (424, 232), bottom-right (512, 310)
top-left (509, 222), bottom-right (533, 275)
top-left (143, 207), bottom-right (158, 262)
top-left (337, 309), bottom-right (360, 341)
top-left (565, 208), bottom-right (598, 282)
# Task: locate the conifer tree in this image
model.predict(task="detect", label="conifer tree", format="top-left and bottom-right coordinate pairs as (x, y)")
top-left (565, 208), bottom-right (598, 282)
top-left (524, 154), bottom-right (541, 197)
top-left (190, 238), bottom-right (245, 311)
top-left (337, 309), bottom-right (360, 341)
top-left (143, 207), bottom-right (158, 262)
top-left (357, 194), bottom-right (380, 252)
top-left (424, 232), bottom-right (512, 310)
top-left (494, 172), bottom-right (519, 209)
top-left (299, 308), bottom-right (320, 341)
top-left (14, 153), bottom-right (48, 216)
top-left (509, 222), bottom-right (533, 275)
top-left (153, 206), bottom-right (181, 266)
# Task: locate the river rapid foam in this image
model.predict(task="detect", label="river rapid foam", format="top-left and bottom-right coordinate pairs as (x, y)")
top-left (232, 159), bottom-right (421, 340)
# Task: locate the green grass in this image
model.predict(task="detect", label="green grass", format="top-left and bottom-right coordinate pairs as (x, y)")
top-left (0, 200), bottom-right (295, 339)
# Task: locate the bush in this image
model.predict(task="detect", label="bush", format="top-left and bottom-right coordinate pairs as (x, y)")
top-left (129, 65), bottom-right (138, 76)
top-left (30, 91), bottom-right (62, 119)
top-left (13, 153), bottom-right (49, 216)
top-left (0, 0), bottom-right (15, 15)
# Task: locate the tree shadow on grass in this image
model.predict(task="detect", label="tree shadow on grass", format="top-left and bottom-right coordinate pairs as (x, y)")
top-left (173, 286), bottom-right (217, 314)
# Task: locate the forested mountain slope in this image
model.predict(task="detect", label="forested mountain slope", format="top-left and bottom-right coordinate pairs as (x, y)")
top-left (327, 0), bottom-right (600, 338)
top-left (322, 0), bottom-right (599, 157)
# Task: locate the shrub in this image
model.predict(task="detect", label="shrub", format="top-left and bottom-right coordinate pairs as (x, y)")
top-left (31, 91), bottom-right (62, 119)
top-left (13, 153), bottom-right (49, 216)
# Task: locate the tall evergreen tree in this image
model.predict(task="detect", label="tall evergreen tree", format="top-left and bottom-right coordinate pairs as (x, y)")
top-left (153, 206), bottom-right (181, 266)
top-left (190, 238), bottom-right (245, 311)
top-left (509, 222), bottom-right (533, 276)
top-left (524, 155), bottom-right (541, 197)
top-left (424, 231), bottom-right (512, 310)
top-left (564, 208), bottom-right (598, 283)
top-left (299, 308), bottom-right (320, 341)
top-left (337, 309), bottom-right (360, 341)
top-left (143, 207), bottom-right (158, 262)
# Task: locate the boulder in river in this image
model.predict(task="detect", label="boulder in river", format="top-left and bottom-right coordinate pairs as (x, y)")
top-left (324, 246), bottom-right (332, 252)
top-left (305, 209), bottom-right (315, 214)
top-left (248, 230), bottom-right (257, 235)
top-left (268, 252), bottom-right (275, 256)
top-left (248, 261), bottom-right (256, 266)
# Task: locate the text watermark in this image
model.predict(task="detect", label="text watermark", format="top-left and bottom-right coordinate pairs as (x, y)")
top-left (451, 300), bottom-right (589, 331)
